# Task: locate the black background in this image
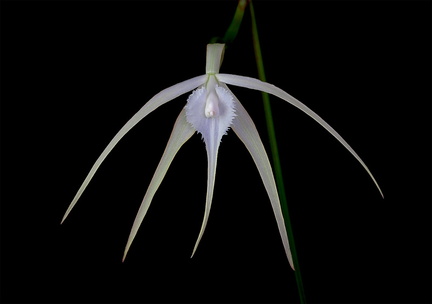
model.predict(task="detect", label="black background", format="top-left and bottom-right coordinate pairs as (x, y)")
top-left (1, 1), bottom-right (431, 303)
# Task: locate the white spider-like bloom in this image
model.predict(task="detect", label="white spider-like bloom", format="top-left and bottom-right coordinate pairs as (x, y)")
top-left (62, 44), bottom-right (383, 270)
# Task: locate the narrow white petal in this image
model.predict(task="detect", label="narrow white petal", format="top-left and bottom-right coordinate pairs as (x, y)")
top-left (122, 109), bottom-right (195, 261)
top-left (222, 84), bottom-right (294, 270)
top-left (217, 73), bottom-right (383, 198)
top-left (185, 78), bottom-right (236, 257)
top-left (62, 75), bottom-right (207, 224)
top-left (190, 116), bottom-right (219, 258)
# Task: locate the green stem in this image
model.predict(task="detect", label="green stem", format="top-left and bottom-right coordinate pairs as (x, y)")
top-left (214, 0), bottom-right (306, 302)
top-left (249, 1), bottom-right (306, 303)
top-left (210, 0), bottom-right (248, 45)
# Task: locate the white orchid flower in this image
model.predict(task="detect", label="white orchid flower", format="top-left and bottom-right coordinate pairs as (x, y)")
top-left (62, 43), bottom-right (383, 270)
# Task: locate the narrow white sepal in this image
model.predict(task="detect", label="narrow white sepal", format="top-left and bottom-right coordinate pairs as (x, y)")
top-left (217, 73), bottom-right (383, 198)
top-left (206, 43), bottom-right (225, 74)
top-left (122, 108), bottom-right (195, 262)
top-left (185, 78), bottom-right (236, 257)
top-left (61, 75), bottom-right (207, 224)
top-left (223, 84), bottom-right (295, 270)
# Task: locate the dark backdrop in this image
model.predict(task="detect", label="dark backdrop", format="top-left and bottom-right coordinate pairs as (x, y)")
top-left (1, 1), bottom-right (431, 303)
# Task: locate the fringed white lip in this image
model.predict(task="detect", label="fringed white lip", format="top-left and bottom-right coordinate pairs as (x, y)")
top-left (62, 43), bottom-right (383, 271)
top-left (185, 77), bottom-right (237, 258)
